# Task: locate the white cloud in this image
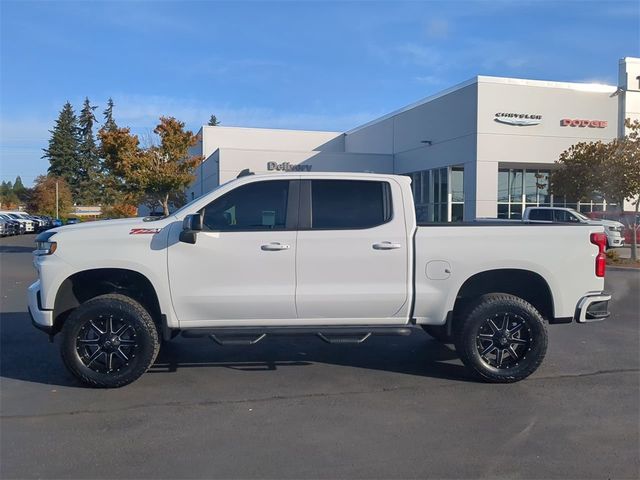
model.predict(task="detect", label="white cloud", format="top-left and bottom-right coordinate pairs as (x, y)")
top-left (111, 94), bottom-right (377, 133)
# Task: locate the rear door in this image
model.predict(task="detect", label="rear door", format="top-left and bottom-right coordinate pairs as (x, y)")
top-left (295, 178), bottom-right (409, 323)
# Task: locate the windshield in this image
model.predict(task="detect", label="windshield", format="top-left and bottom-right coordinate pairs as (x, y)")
top-left (8, 214), bottom-right (20, 219)
top-left (568, 209), bottom-right (590, 222)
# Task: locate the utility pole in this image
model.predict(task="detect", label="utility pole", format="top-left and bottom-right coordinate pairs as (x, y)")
top-left (55, 181), bottom-right (59, 219)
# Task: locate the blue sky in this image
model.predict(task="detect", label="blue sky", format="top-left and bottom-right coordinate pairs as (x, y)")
top-left (1, 0), bottom-right (638, 186)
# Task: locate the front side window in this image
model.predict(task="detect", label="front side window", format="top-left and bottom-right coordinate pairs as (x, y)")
top-left (310, 180), bottom-right (391, 229)
top-left (554, 209), bottom-right (580, 223)
top-left (201, 180), bottom-right (289, 231)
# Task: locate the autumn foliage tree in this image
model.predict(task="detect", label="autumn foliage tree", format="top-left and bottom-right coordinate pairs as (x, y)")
top-left (99, 116), bottom-right (201, 216)
top-left (552, 119), bottom-right (640, 260)
top-left (27, 175), bottom-right (73, 218)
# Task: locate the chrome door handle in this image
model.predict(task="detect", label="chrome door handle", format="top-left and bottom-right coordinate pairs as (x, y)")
top-left (261, 242), bottom-right (290, 251)
top-left (372, 242), bottom-right (402, 250)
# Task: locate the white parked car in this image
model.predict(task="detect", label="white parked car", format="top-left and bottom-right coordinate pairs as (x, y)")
top-left (0, 211), bottom-right (35, 233)
top-left (29, 173), bottom-right (610, 387)
top-left (523, 207), bottom-right (625, 248)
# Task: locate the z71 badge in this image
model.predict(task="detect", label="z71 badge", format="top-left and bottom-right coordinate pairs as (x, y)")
top-left (129, 228), bottom-right (161, 235)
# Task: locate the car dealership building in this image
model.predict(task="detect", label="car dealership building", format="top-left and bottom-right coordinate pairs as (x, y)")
top-left (187, 57), bottom-right (640, 221)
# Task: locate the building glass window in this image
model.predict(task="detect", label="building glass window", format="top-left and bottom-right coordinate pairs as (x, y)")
top-left (497, 168), bottom-right (615, 218)
top-left (406, 166), bottom-right (464, 223)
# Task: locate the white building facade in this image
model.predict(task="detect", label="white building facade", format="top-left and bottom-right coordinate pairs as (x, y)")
top-left (187, 57), bottom-right (640, 221)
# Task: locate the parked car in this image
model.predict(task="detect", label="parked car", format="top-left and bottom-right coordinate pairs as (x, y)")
top-left (0, 213), bottom-right (26, 234)
top-left (523, 206), bottom-right (625, 248)
top-left (586, 211), bottom-right (640, 244)
top-left (51, 218), bottom-right (63, 228)
top-left (65, 218), bottom-right (79, 225)
top-left (0, 217), bottom-right (20, 235)
top-left (1, 211), bottom-right (36, 233)
top-left (30, 172), bottom-right (610, 388)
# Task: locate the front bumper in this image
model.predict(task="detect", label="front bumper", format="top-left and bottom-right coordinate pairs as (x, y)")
top-left (28, 280), bottom-right (54, 333)
top-left (608, 236), bottom-right (624, 247)
top-left (574, 292), bottom-right (611, 323)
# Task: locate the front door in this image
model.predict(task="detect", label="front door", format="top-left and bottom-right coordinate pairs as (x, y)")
top-left (168, 179), bottom-right (298, 325)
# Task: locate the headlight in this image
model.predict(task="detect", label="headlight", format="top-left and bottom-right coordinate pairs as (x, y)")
top-left (34, 231), bottom-right (57, 256)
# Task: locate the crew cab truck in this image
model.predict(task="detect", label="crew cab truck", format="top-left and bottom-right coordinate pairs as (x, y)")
top-left (29, 172), bottom-right (611, 387)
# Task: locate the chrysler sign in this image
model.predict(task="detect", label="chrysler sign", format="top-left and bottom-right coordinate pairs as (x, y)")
top-left (495, 112), bottom-right (542, 126)
top-left (267, 161), bottom-right (312, 172)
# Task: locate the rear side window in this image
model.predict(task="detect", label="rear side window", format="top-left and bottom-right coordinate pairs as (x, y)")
top-left (310, 180), bottom-right (391, 229)
top-left (201, 180), bottom-right (290, 231)
top-left (528, 209), bottom-right (553, 221)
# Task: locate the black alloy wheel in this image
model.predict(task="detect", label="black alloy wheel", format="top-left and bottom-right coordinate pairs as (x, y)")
top-left (475, 313), bottom-right (532, 369)
top-left (455, 293), bottom-right (548, 383)
top-left (76, 315), bottom-right (139, 374)
top-left (61, 294), bottom-right (160, 388)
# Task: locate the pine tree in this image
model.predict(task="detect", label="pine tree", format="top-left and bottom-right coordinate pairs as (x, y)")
top-left (207, 115), bottom-right (220, 126)
top-left (77, 98), bottom-right (102, 204)
top-left (43, 102), bottom-right (80, 198)
top-left (103, 98), bottom-right (118, 131)
top-left (12, 175), bottom-right (28, 202)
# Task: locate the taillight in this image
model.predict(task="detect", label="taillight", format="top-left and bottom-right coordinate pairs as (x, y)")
top-left (590, 232), bottom-right (607, 277)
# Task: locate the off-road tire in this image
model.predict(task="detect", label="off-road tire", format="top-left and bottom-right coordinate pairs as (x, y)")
top-left (60, 294), bottom-right (160, 388)
top-left (454, 293), bottom-right (548, 383)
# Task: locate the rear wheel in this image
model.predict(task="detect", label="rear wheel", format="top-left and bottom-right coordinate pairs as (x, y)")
top-left (60, 294), bottom-right (160, 388)
top-left (454, 293), bottom-right (548, 383)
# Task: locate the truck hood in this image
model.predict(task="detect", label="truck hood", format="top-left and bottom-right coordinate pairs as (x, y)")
top-left (585, 219), bottom-right (624, 228)
top-left (48, 217), bottom-right (174, 235)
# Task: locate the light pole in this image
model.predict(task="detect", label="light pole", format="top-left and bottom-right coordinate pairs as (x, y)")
top-left (55, 181), bottom-right (59, 219)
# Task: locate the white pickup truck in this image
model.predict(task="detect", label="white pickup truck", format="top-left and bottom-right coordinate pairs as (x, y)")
top-left (29, 172), bottom-right (611, 388)
top-left (523, 206), bottom-right (625, 248)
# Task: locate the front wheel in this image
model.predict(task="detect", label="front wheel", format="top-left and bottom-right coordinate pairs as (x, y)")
top-left (455, 293), bottom-right (548, 383)
top-left (60, 294), bottom-right (160, 388)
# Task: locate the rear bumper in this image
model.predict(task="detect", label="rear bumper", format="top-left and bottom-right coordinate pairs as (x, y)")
top-left (28, 280), bottom-right (54, 333)
top-left (574, 292), bottom-right (611, 323)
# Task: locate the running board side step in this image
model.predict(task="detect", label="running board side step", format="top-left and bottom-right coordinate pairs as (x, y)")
top-left (181, 326), bottom-right (413, 346)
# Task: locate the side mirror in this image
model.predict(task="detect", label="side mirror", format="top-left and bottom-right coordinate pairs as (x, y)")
top-left (179, 213), bottom-right (203, 244)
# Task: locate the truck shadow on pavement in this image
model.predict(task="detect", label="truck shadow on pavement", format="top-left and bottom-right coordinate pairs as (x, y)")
top-left (0, 310), bottom-right (474, 388)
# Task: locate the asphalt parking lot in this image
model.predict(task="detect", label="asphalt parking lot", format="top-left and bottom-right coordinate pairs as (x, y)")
top-left (1, 233), bottom-right (638, 479)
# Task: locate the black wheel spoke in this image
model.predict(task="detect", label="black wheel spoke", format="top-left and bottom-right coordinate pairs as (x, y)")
top-left (478, 333), bottom-right (493, 340)
top-left (501, 314), bottom-right (510, 333)
top-left (118, 339), bottom-right (136, 345)
top-left (89, 320), bottom-right (105, 335)
top-left (114, 324), bottom-right (132, 337)
top-left (495, 349), bottom-right (504, 367)
top-left (105, 316), bottom-right (113, 334)
top-left (481, 343), bottom-right (497, 356)
top-left (488, 319), bottom-right (500, 333)
top-left (77, 338), bottom-right (100, 345)
top-left (116, 348), bottom-right (129, 362)
top-left (508, 346), bottom-right (520, 360)
top-left (509, 337), bottom-right (528, 345)
top-left (508, 322), bottom-right (524, 335)
top-left (105, 352), bottom-right (113, 372)
top-left (85, 348), bottom-right (103, 367)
